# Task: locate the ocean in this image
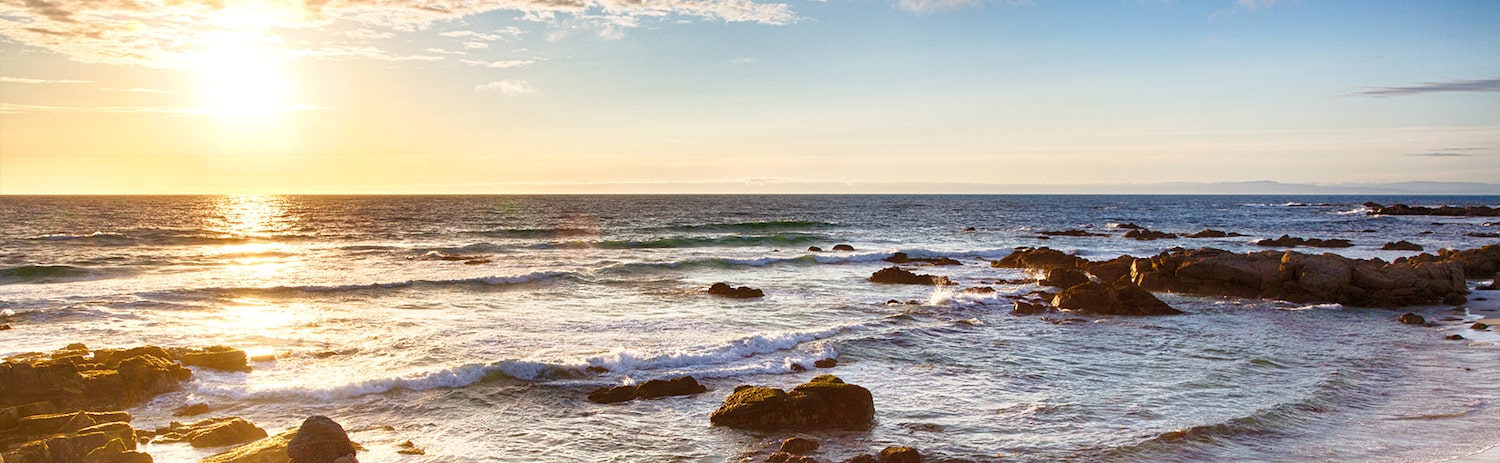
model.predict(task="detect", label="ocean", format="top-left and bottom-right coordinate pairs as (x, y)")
top-left (1, 194), bottom-right (1498, 462)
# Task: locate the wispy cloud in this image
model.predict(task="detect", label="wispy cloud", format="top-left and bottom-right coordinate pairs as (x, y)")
top-left (475, 79), bottom-right (536, 96)
top-left (1407, 147), bottom-right (1492, 157)
top-left (726, 57), bottom-right (758, 65)
top-left (1, 76), bottom-right (90, 84)
top-left (0, 0), bottom-right (795, 68)
top-left (1352, 78), bottom-right (1500, 97)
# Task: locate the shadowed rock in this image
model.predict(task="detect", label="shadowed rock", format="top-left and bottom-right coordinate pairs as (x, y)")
top-left (710, 375), bottom-right (874, 431)
top-left (884, 253), bottom-right (960, 266)
top-left (869, 267), bottom-right (953, 285)
top-left (1052, 281), bottom-right (1182, 316)
top-left (1184, 229), bottom-right (1246, 238)
top-left (1124, 229), bottom-right (1177, 240)
top-left (991, 247), bottom-right (1086, 270)
top-left (588, 376), bottom-right (707, 404)
top-left (709, 283), bottom-right (765, 299)
top-left (1131, 248), bottom-right (1467, 307)
top-left (1255, 235), bottom-right (1353, 248)
top-left (1381, 241), bottom-right (1424, 251)
top-left (286, 416), bottom-right (356, 463)
top-left (1040, 268), bottom-right (1090, 289)
top-left (1365, 202), bottom-right (1500, 217)
top-left (151, 417), bottom-right (267, 448)
top-left (1038, 229), bottom-right (1104, 237)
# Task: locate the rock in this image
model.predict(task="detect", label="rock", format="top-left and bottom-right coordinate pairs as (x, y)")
top-left (286, 416), bottom-right (356, 463)
top-left (1113, 222), bottom-right (1144, 230)
top-left (1129, 247), bottom-right (1469, 308)
top-left (1446, 334), bottom-right (1466, 340)
top-left (585, 366), bottom-right (610, 373)
top-left (1, 324), bottom-right (11, 330)
top-left (767, 452), bottom-right (818, 463)
top-left (1382, 241), bottom-right (1424, 251)
top-left (813, 359), bottom-right (837, 368)
top-left (884, 253), bottom-right (961, 266)
top-left (1123, 229), bottom-right (1177, 240)
top-left (709, 283), bottom-right (765, 298)
top-left (1468, 232), bottom-right (1500, 238)
top-left (1038, 229), bottom-right (1105, 237)
top-left (199, 429), bottom-right (295, 463)
top-left (1011, 300), bottom-right (1048, 315)
top-left (878, 446), bottom-right (921, 463)
top-left (0, 401), bottom-right (57, 431)
top-left (1398, 313), bottom-right (1427, 325)
top-left (1083, 256), bottom-right (1136, 284)
top-left (1184, 229), bottom-right (1245, 238)
top-left (588, 376), bottom-right (707, 403)
top-left (174, 403), bottom-right (212, 417)
top-left (1040, 268), bottom-right (1090, 289)
top-left (868, 267), bottom-right (953, 285)
top-left (710, 375), bottom-right (875, 431)
top-left (152, 417), bottom-right (268, 448)
top-left (1052, 281), bottom-right (1182, 316)
top-left (843, 456), bottom-right (877, 463)
top-left (991, 247), bottom-right (1086, 270)
top-left (963, 227), bottom-right (976, 232)
top-left (1365, 203), bottom-right (1500, 217)
top-left (807, 246), bottom-right (824, 252)
top-left (1255, 235), bottom-right (1353, 248)
top-left (832, 244), bottom-right (855, 251)
top-left (961, 287), bottom-right (995, 294)
top-left (16, 411), bottom-right (132, 437)
top-left (179, 347), bottom-right (251, 373)
top-left (1412, 245), bottom-right (1500, 279)
top-left (1472, 322), bottom-right (1489, 330)
top-left (778, 436), bottom-right (820, 455)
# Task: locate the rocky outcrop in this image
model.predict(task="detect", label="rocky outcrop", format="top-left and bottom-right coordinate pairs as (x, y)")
top-left (1381, 241), bottom-right (1424, 251)
top-left (1012, 300), bottom-right (1049, 315)
top-left (149, 417), bottom-right (267, 448)
top-left (842, 446), bottom-right (922, 463)
top-left (1038, 229), bottom-right (1105, 237)
top-left (198, 430), bottom-right (295, 463)
top-left (1365, 202), bottom-right (1500, 217)
top-left (177, 347), bottom-right (251, 373)
top-left (1130, 248), bottom-right (1467, 307)
top-left (832, 244), bottom-right (855, 251)
top-left (285, 416), bottom-right (357, 463)
top-left (1, 345), bottom-right (191, 413)
top-left (1123, 229), bottom-right (1176, 240)
top-left (991, 247), bottom-right (1086, 270)
top-left (1184, 229), bottom-right (1246, 238)
top-left (709, 283), bottom-right (765, 299)
top-left (1398, 313), bottom-right (1427, 325)
top-left (710, 375), bottom-right (874, 431)
top-left (884, 253), bottom-right (960, 266)
top-left (1, 411), bottom-right (146, 463)
top-left (1256, 235), bottom-right (1353, 248)
top-left (1039, 268), bottom-right (1090, 289)
top-left (588, 376), bottom-right (708, 404)
top-left (1411, 245), bottom-right (1500, 280)
top-left (869, 267), bottom-right (953, 285)
top-left (1052, 281), bottom-right (1182, 316)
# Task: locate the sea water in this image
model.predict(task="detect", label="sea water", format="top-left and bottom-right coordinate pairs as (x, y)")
top-left (1, 195), bottom-right (1497, 462)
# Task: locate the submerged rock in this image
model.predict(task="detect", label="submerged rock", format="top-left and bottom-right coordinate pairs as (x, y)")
top-left (1381, 241), bottom-right (1424, 251)
top-left (1038, 229), bottom-right (1105, 237)
top-left (832, 244), bottom-right (855, 251)
top-left (1365, 203), bottom-right (1500, 217)
top-left (1123, 229), bottom-right (1177, 240)
top-left (1398, 313), bottom-right (1427, 325)
top-left (1184, 229), bottom-right (1246, 238)
top-left (1255, 235), bottom-right (1353, 248)
top-left (1052, 281), bottom-right (1182, 316)
top-left (710, 375), bottom-right (874, 431)
top-left (588, 376), bottom-right (708, 404)
top-left (1011, 300), bottom-right (1049, 315)
top-left (709, 283), bottom-right (765, 299)
top-left (868, 267), bottom-right (953, 285)
top-left (991, 247), bottom-right (1087, 270)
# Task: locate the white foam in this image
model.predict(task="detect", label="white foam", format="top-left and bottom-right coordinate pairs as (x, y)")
top-left (1283, 303), bottom-right (1346, 311)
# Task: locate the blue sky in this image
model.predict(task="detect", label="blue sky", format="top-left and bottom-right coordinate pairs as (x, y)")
top-left (0, 0), bottom-right (1496, 193)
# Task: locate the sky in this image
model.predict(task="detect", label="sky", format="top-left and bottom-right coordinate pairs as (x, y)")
top-left (0, 0), bottom-right (1497, 194)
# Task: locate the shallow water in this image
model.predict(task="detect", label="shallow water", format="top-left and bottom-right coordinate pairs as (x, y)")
top-left (2, 195), bottom-right (1498, 462)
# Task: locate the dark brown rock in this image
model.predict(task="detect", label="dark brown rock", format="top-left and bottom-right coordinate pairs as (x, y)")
top-left (1012, 300), bottom-right (1048, 315)
top-left (1366, 203), bottom-right (1500, 217)
top-left (635, 376), bottom-right (709, 399)
top-left (808, 246), bottom-right (824, 252)
top-left (1052, 281), bottom-right (1182, 316)
top-left (1040, 268), bottom-right (1090, 289)
top-left (587, 385), bottom-right (638, 404)
top-left (1398, 313), bottom-right (1427, 325)
top-left (869, 267), bottom-right (953, 285)
top-left (1255, 235), bottom-right (1353, 248)
top-left (1124, 229), bottom-right (1177, 240)
top-left (710, 375), bottom-right (874, 431)
top-left (1038, 229), bottom-right (1105, 237)
top-left (1472, 322), bottom-right (1489, 330)
top-left (1184, 229), bottom-right (1246, 238)
top-left (179, 347), bottom-right (250, 373)
top-left (1446, 334), bottom-right (1466, 340)
top-left (832, 244), bottom-right (855, 251)
top-left (884, 253), bottom-right (961, 266)
top-left (778, 436), bottom-right (820, 455)
top-left (286, 416), bottom-right (356, 463)
top-left (1382, 241), bottom-right (1424, 251)
top-left (768, 452), bottom-right (818, 463)
top-left (173, 403), bottom-right (211, 417)
top-left (878, 446), bottom-right (921, 463)
top-left (813, 359), bottom-right (837, 368)
top-left (1130, 247), bottom-right (1468, 308)
top-left (709, 283), bottom-right (765, 298)
top-left (991, 247), bottom-right (1086, 270)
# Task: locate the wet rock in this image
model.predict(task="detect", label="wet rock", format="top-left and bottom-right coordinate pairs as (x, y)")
top-left (709, 283), bottom-right (765, 299)
top-left (1123, 229), bottom-right (1177, 240)
top-left (843, 456), bottom-right (877, 463)
top-left (1255, 235), bottom-right (1353, 248)
top-left (286, 416), bottom-right (357, 463)
top-left (1052, 281), bottom-right (1182, 316)
top-left (778, 436), bottom-right (820, 454)
top-left (1040, 268), bottom-right (1090, 289)
top-left (963, 227), bottom-right (976, 232)
top-left (962, 287), bottom-right (996, 295)
top-left (878, 446), bottom-right (922, 463)
top-left (16, 411), bottom-right (132, 438)
top-left (1381, 241), bottom-right (1424, 251)
top-left (0, 324), bottom-right (11, 330)
top-left (1038, 229), bottom-right (1105, 237)
top-left (152, 417), bottom-right (268, 448)
top-left (808, 246), bottom-right (824, 252)
top-left (199, 429), bottom-right (295, 463)
top-left (1365, 203), bottom-right (1500, 217)
top-left (1130, 248), bottom-right (1468, 308)
top-left (1468, 232), bottom-right (1500, 238)
top-left (991, 247), bottom-right (1086, 270)
top-left (884, 253), bottom-right (961, 266)
top-left (173, 403), bottom-right (212, 417)
top-left (1472, 322), bottom-right (1489, 330)
top-left (179, 347), bottom-right (251, 373)
top-left (1184, 229), bottom-right (1245, 238)
top-left (1411, 245), bottom-right (1500, 280)
top-left (710, 375), bottom-right (875, 431)
top-left (1446, 334), bottom-right (1466, 341)
top-left (1113, 222), bottom-right (1144, 230)
top-left (1398, 313), bottom-right (1427, 325)
top-left (395, 440), bottom-right (425, 455)
top-left (832, 244), bottom-right (855, 251)
top-left (868, 267), bottom-right (953, 285)
top-left (1083, 256), bottom-right (1136, 284)
top-left (813, 359), bottom-right (837, 368)
top-left (768, 452), bottom-right (818, 463)
top-left (1012, 300), bottom-right (1048, 315)
top-left (588, 376), bottom-right (707, 403)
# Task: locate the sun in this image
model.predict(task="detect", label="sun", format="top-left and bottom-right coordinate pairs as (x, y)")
top-left (195, 36), bottom-right (291, 119)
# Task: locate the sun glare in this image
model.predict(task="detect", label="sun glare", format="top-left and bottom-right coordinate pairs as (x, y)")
top-left (193, 2), bottom-right (302, 119)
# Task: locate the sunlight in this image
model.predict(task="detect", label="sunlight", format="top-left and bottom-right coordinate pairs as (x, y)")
top-left (191, 1), bottom-right (304, 119)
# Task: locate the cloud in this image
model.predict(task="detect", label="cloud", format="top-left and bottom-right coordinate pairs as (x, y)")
top-left (0, 0), bottom-right (795, 68)
top-left (1408, 147), bottom-right (1492, 157)
top-left (462, 41), bottom-right (490, 49)
top-left (1, 76), bottom-right (90, 84)
top-left (1352, 78), bottom-right (1500, 97)
top-left (475, 79), bottom-right (535, 96)
top-left (897, 0), bottom-right (1028, 13)
top-left (726, 57), bottom-right (757, 65)
top-left (1409, 152), bottom-right (1471, 157)
top-left (424, 48), bottom-right (469, 55)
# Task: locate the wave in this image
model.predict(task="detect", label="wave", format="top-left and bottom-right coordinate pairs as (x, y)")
top-left (651, 220), bottom-right (837, 233)
top-left (0, 265), bottom-right (95, 285)
top-left (159, 271), bottom-right (572, 298)
top-left (196, 326), bottom-right (853, 401)
top-left (534, 234), bottom-right (829, 250)
top-left (472, 227), bottom-right (599, 239)
top-left (25, 230), bottom-right (316, 246)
